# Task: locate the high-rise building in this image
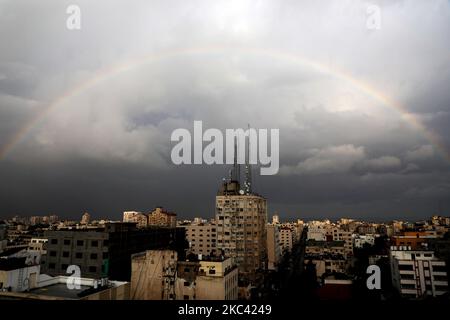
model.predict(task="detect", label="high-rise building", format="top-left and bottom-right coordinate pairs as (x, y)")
top-left (215, 180), bottom-right (267, 276)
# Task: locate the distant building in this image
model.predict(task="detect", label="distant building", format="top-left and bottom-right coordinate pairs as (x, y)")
top-left (266, 224), bottom-right (282, 271)
top-left (393, 231), bottom-right (437, 250)
top-left (130, 250), bottom-right (238, 300)
top-left (80, 212), bottom-right (91, 225)
top-left (353, 234), bottom-right (376, 249)
top-left (279, 226), bottom-right (294, 254)
top-left (390, 246), bottom-right (449, 298)
top-left (184, 223), bottom-right (217, 256)
top-left (272, 214), bottom-right (280, 225)
top-left (123, 211), bottom-right (148, 228)
top-left (28, 238), bottom-right (48, 254)
top-left (148, 207), bottom-right (177, 228)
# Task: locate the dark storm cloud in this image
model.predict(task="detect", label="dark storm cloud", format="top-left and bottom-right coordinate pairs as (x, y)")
top-left (0, 0), bottom-right (449, 221)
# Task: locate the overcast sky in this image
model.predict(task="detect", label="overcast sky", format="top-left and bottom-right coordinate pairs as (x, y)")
top-left (0, 0), bottom-right (449, 221)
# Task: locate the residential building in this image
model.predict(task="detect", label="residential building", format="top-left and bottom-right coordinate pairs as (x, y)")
top-left (184, 223), bottom-right (217, 256)
top-left (148, 207), bottom-right (177, 228)
top-left (279, 226), bottom-right (294, 254)
top-left (215, 180), bottom-right (267, 275)
top-left (266, 224), bottom-right (281, 271)
top-left (42, 222), bottom-right (186, 281)
top-left (123, 211), bottom-right (148, 228)
top-left (390, 246), bottom-right (448, 298)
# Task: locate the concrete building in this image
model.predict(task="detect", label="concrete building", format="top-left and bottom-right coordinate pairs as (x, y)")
top-left (272, 214), bottom-right (280, 225)
top-left (184, 223), bottom-right (217, 256)
top-left (148, 207), bottom-right (177, 228)
top-left (215, 180), bottom-right (267, 276)
top-left (353, 234), bottom-right (376, 249)
top-left (393, 231), bottom-right (437, 250)
top-left (0, 274), bottom-right (129, 300)
top-left (307, 222), bottom-right (327, 241)
top-left (131, 250), bottom-right (238, 300)
top-left (279, 226), bottom-right (294, 254)
top-left (42, 222), bottom-right (186, 281)
top-left (266, 224), bottom-right (282, 271)
top-left (28, 238), bottom-right (48, 254)
top-left (390, 246), bottom-right (449, 298)
top-left (0, 257), bottom-right (40, 292)
top-left (123, 211), bottom-right (148, 228)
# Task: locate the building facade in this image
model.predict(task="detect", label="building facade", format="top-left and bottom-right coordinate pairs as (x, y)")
top-left (215, 180), bottom-right (267, 275)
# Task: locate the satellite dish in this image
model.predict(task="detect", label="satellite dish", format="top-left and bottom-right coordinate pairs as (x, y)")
top-left (239, 190), bottom-right (244, 195)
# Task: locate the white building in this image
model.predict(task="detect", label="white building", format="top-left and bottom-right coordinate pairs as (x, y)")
top-left (123, 211), bottom-right (148, 228)
top-left (353, 234), bottom-right (376, 249)
top-left (390, 246), bottom-right (449, 298)
top-left (307, 222), bottom-right (327, 241)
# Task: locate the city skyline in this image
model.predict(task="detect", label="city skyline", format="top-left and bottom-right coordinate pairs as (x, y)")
top-left (1, 1), bottom-right (450, 220)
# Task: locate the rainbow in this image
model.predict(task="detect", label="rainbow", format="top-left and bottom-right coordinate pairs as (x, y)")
top-left (0, 45), bottom-right (448, 162)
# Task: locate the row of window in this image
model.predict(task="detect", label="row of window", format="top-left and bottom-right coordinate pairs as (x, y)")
top-left (49, 238), bottom-right (108, 247)
top-left (48, 251), bottom-right (108, 259)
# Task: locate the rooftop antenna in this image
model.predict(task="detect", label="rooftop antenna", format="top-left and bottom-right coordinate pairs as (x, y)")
top-left (244, 124), bottom-right (252, 194)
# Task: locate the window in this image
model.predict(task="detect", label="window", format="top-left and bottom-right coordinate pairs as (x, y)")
top-left (91, 240), bottom-right (98, 247)
top-left (62, 251), bottom-right (70, 258)
top-left (90, 253), bottom-right (98, 260)
top-left (61, 264), bottom-right (68, 271)
top-left (49, 263), bottom-right (56, 269)
top-left (184, 267), bottom-right (190, 272)
top-left (209, 269), bottom-right (216, 275)
top-left (89, 266), bottom-right (97, 273)
top-left (49, 251), bottom-right (57, 257)
top-left (64, 239), bottom-right (71, 245)
top-left (51, 239), bottom-right (58, 245)
top-left (184, 282), bottom-right (190, 287)
top-left (103, 252), bottom-right (108, 259)
top-left (76, 252), bottom-right (83, 259)
top-left (77, 240), bottom-right (84, 246)
top-left (103, 240), bottom-right (109, 246)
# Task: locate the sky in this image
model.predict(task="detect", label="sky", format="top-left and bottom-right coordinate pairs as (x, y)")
top-left (0, 0), bottom-right (449, 221)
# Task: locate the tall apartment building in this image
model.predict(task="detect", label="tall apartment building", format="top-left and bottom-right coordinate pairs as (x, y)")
top-left (390, 246), bottom-right (449, 298)
top-left (123, 211), bottom-right (148, 228)
top-left (131, 250), bottom-right (238, 300)
top-left (184, 223), bottom-right (217, 256)
top-left (266, 224), bottom-right (282, 271)
top-left (148, 207), bottom-right (177, 228)
top-left (215, 180), bottom-right (267, 275)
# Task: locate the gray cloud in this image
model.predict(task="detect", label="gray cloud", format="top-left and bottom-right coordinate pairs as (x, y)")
top-left (0, 0), bottom-right (449, 221)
